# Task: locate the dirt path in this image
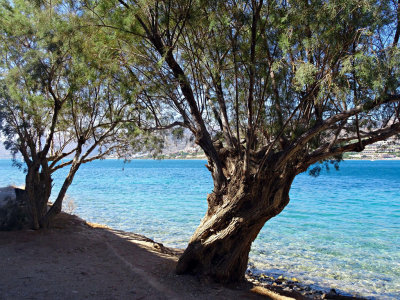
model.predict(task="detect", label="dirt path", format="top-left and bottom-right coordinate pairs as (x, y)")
top-left (0, 213), bottom-right (292, 300)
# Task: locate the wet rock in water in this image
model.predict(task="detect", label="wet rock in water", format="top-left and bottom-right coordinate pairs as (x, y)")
top-left (0, 186), bottom-right (29, 230)
top-left (247, 271), bottom-right (365, 300)
top-left (275, 275), bottom-right (286, 285)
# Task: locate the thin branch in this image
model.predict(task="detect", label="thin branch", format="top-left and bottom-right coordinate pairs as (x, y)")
top-left (144, 121), bottom-right (185, 131)
top-left (300, 122), bottom-right (400, 171)
top-left (276, 94), bottom-right (400, 169)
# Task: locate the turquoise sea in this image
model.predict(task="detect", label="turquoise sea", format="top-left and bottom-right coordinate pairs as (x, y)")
top-left (0, 159), bottom-right (399, 299)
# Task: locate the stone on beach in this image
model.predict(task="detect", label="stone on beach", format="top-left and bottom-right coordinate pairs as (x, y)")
top-left (0, 186), bottom-right (29, 230)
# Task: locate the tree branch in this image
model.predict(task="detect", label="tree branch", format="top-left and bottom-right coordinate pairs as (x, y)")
top-left (276, 94), bottom-right (400, 169)
top-left (299, 122), bottom-right (400, 171)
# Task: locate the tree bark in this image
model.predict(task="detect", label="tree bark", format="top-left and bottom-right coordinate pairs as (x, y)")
top-left (25, 160), bottom-right (52, 229)
top-left (40, 161), bottom-right (81, 228)
top-left (176, 164), bottom-right (295, 283)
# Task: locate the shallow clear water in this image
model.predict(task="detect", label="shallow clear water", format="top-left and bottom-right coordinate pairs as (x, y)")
top-left (0, 159), bottom-right (399, 299)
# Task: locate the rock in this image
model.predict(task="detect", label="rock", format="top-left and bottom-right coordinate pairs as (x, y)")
top-left (0, 186), bottom-right (29, 230)
top-left (275, 275), bottom-right (285, 285)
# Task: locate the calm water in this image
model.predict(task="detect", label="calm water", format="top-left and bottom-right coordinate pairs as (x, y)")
top-left (0, 159), bottom-right (399, 299)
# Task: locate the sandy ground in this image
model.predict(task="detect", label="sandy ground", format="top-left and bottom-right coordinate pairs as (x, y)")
top-left (0, 213), bottom-right (294, 300)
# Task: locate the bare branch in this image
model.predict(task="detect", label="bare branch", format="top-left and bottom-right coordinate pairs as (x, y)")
top-left (276, 94), bottom-right (400, 169)
top-left (300, 122), bottom-right (400, 171)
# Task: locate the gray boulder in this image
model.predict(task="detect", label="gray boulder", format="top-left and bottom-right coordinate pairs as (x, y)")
top-left (0, 186), bottom-right (29, 230)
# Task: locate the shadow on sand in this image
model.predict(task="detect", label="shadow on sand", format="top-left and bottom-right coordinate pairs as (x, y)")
top-left (0, 213), bottom-right (287, 300)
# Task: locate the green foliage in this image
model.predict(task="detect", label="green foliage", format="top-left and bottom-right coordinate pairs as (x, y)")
top-left (0, 0), bottom-right (162, 163)
top-left (2, 0), bottom-right (399, 170)
top-left (172, 128), bottom-right (184, 140)
top-left (293, 62), bottom-right (318, 91)
top-left (308, 156), bottom-right (343, 177)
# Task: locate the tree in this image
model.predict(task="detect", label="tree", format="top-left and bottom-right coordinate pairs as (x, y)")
top-left (89, 0), bottom-right (400, 282)
top-left (0, 0), bottom-right (155, 229)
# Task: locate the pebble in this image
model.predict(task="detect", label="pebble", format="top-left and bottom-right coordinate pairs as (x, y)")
top-left (248, 273), bottom-right (360, 299)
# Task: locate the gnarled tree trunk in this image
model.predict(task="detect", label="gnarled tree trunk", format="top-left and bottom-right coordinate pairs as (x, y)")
top-left (40, 161), bottom-right (82, 228)
top-left (25, 160), bottom-right (52, 230)
top-left (176, 157), bottom-right (295, 283)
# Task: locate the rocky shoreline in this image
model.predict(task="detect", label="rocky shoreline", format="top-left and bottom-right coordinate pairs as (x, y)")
top-left (246, 270), bottom-right (367, 300)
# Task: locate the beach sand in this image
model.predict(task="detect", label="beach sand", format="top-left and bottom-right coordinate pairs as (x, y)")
top-left (0, 213), bottom-right (297, 300)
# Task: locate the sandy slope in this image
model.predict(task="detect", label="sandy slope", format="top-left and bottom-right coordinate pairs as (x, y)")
top-left (0, 213), bottom-right (292, 300)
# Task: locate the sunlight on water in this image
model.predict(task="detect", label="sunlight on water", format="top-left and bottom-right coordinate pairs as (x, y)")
top-left (0, 159), bottom-right (399, 299)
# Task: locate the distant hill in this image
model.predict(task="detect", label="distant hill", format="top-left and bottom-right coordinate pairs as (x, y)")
top-left (0, 130), bottom-right (202, 160)
top-left (136, 130), bottom-right (206, 159)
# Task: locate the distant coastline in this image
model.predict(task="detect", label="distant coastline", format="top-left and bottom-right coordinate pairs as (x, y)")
top-left (2, 156), bottom-right (400, 161)
top-left (343, 157), bottom-right (400, 161)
